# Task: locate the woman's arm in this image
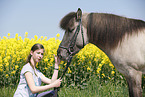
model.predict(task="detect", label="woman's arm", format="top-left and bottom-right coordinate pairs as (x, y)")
top-left (51, 55), bottom-right (60, 82)
top-left (40, 68), bottom-right (59, 84)
top-left (41, 55), bottom-right (61, 84)
top-left (40, 75), bottom-right (52, 84)
top-left (25, 72), bottom-right (61, 94)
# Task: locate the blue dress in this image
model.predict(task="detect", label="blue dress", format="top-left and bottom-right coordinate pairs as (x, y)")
top-left (14, 63), bottom-right (44, 97)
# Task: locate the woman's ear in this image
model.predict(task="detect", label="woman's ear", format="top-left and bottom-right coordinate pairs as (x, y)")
top-left (30, 51), bottom-right (33, 56)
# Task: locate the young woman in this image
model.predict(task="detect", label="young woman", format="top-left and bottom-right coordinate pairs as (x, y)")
top-left (14, 43), bottom-right (62, 97)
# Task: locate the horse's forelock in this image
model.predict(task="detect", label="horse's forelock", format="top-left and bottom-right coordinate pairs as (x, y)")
top-left (60, 12), bottom-right (77, 30)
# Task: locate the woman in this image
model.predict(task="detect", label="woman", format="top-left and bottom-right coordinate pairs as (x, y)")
top-left (14, 43), bottom-right (62, 97)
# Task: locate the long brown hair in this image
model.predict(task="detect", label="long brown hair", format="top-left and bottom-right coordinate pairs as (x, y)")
top-left (26, 43), bottom-right (44, 64)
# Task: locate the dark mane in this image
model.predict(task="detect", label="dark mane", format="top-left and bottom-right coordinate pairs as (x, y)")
top-left (87, 13), bottom-right (145, 50)
top-left (60, 12), bottom-right (76, 30)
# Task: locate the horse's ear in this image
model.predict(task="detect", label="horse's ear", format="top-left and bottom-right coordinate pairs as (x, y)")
top-left (76, 8), bottom-right (82, 20)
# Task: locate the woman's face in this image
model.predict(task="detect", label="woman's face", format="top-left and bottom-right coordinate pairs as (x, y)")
top-left (31, 49), bottom-right (44, 63)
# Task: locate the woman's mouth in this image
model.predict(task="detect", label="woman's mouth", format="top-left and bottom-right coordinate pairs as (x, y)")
top-left (38, 58), bottom-right (41, 61)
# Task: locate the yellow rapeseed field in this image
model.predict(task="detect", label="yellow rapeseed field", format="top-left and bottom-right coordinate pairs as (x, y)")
top-left (0, 32), bottom-right (117, 87)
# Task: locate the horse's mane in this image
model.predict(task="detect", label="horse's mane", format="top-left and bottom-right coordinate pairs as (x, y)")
top-left (60, 12), bottom-right (145, 50)
top-left (87, 13), bottom-right (145, 49)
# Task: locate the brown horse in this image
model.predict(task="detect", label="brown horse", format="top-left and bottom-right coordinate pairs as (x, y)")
top-left (57, 8), bottom-right (145, 97)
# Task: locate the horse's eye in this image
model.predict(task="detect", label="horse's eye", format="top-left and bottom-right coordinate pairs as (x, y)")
top-left (68, 28), bottom-right (75, 32)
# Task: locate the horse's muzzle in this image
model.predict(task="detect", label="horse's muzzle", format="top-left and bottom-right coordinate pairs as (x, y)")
top-left (57, 48), bottom-right (68, 61)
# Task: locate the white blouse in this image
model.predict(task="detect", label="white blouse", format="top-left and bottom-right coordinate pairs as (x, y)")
top-left (14, 63), bottom-right (44, 97)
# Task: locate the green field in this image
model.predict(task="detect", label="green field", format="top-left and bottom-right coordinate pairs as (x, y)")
top-left (1, 75), bottom-right (129, 97)
top-left (1, 34), bottom-right (145, 97)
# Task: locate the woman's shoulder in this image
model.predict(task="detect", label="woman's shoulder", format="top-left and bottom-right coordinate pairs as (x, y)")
top-left (23, 63), bottom-right (31, 67)
top-left (21, 63), bottom-right (33, 74)
top-left (22, 63), bottom-right (32, 70)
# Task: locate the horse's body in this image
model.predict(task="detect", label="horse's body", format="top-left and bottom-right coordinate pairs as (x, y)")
top-left (57, 8), bottom-right (145, 97)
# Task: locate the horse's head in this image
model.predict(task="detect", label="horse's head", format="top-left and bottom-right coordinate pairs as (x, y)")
top-left (57, 8), bottom-right (89, 61)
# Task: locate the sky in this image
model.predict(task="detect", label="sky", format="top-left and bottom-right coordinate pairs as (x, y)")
top-left (0, 0), bottom-right (145, 40)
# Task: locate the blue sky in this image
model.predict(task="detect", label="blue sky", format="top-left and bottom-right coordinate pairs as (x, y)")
top-left (0, 0), bottom-right (145, 40)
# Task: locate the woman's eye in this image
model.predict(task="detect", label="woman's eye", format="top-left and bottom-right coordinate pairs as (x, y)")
top-left (37, 52), bottom-right (43, 55)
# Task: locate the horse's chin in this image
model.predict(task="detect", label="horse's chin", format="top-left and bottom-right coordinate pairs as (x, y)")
top-left (60, 58), bottom-right (67, 61)
top-left (58, 55), bottom-right (68, 61)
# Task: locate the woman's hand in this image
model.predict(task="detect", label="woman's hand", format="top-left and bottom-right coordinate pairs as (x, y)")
top-left (54, 55), bottom-right (61, 68)
top-left (51, 78), bottom-right (62, 87)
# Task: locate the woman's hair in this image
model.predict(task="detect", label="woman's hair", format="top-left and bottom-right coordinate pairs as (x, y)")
top-left (26, 43), bottom-right (44, 63)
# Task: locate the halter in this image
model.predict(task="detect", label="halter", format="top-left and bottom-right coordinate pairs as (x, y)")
top-left (58, 17), bottom-right (85, 57)
top-left (53, 16), bottom-right (85, 97)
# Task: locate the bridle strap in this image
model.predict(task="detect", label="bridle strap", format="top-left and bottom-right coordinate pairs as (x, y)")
top-left (54, 17), bottom-right (85, 97)
top-left (58, 18), bottom-right (85, 56)
top-left (53, 55), bottom-right (73, 97)
top-left (60, 55), bottom-right (73, 79)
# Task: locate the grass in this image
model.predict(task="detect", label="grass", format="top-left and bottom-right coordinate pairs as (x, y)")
top-left (0, 86), bottom-right (16, 97)
top-left (1, 75), bottom-right (145, 97)
top-left (0, 76), bottom-right (130, 97)
top-left (59, 76), bottom-right (129, 97)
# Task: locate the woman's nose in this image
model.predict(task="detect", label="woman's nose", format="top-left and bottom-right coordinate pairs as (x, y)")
top-left (39, 54), bottom-right (43, 58)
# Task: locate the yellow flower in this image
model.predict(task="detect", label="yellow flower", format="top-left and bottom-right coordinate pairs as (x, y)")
top-left (56, 33), bottom-right (60, 38)
top-left (111, 71), bottom-right (115, 75)
top-left (96, 67), bottom-right (101, 74)
top-left (50, 58), bottom-right (54, 63)
top-left (68, 67), bottom-right (72, 73)
top-left (15, 33), bottom-right (18, 38)
top-left (11, 70), bottom-right (16, 75)
top-left (43, 36), bottom-right (47, 40)
top-left (101, 60), bottom-right (105, 64)
top-left (6, 74), bottom-right (9, 78)
top-left (44, 58), bottom-right (48, 62)
top-left (15, 65), bottom-right (19, 70)
top-left (108, 77), bottom-right (111, 79)
top-left (102, 73), bottom-right (105, 77)
top-left (63, 63), bottom-right (67, 66)
top-left (8, 33), bottom-right (10, 37)
top-left (0, 64), bottom-right (3, 72)
top-left (109, 63), bottom-right (114, 69)
top-left (0, 56), bottom-right (2, 63)
top-left (25, 32), bottom-right (28, 35)
top-left (25, 32), bottom-right (28, 37)
top-left (0, 64), bottom-right (3, 67)
top-left (87, 67), bottom-right (91, 71)
top-left (34, 35), bottom-right (38, 40)
top-left (3, 36), bottom-right (7, 39)
top-left (44, 67), bottom-right (48, 70)
top-left (41, 36), bottom-right (43, 39)
top-left (5, 62), bottom-right (9, 67)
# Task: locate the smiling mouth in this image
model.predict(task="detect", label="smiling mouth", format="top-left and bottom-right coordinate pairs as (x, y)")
top-left (38, 58), bottom-right (41, 61)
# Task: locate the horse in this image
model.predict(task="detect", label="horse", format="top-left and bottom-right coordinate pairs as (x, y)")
top-left (57, 8), bottom-right (145, 97)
